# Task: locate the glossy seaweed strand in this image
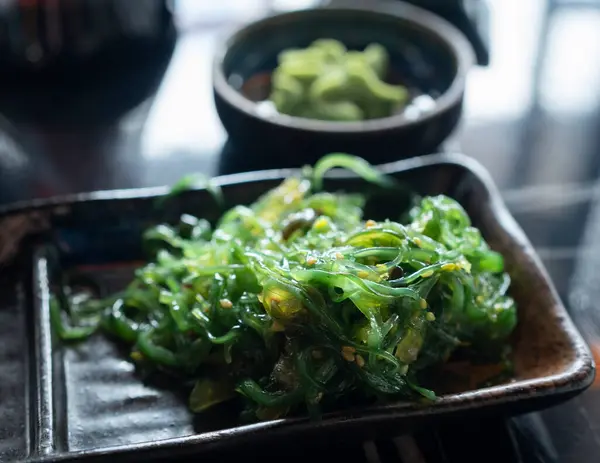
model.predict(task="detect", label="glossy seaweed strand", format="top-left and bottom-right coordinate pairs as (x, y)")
top-left (50, 153), bottom-right (516, 420)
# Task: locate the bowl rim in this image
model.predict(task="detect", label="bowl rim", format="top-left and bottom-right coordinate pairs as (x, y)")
top-left (212, 1), bottom-right (475, 133)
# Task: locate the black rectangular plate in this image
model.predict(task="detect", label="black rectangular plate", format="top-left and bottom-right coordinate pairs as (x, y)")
top-left (0, 153), bottom-right (594, 462)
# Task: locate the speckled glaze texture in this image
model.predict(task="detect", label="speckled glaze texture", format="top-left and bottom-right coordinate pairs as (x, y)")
top-left (0, 153), bottom-right (593, 462)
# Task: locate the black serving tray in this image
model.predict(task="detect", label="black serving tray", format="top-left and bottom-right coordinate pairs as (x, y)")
top-left (0, 153), bottom-right (593, 462)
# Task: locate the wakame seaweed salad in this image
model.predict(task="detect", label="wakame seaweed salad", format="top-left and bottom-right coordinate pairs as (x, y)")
top-left (51, 154), bottom-right (517, 421)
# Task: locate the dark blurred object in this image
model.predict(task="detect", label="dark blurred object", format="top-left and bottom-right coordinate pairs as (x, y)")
top-left (0, 0), bottom-right (175, 125)
top-left (402, 0), bottom-right (490, 65)
top-left (0, 0), bottom-right (173, 70)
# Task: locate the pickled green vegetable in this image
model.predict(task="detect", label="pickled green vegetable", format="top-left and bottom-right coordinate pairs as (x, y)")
top-left (52, 153), bottom-right (516, 420)
top-left (270, 40), bottom-right (409, 121)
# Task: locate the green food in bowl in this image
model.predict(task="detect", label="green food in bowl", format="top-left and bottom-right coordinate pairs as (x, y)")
top-left (51, 154), bottom-right (516, 421)
top-left (270, 39), bottom-right (410, 121)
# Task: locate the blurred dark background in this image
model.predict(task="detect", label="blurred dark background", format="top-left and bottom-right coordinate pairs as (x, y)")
top-left (1, 1), bottom-right (600, 462)
top-left (2, 0), bottom-right (600, 201)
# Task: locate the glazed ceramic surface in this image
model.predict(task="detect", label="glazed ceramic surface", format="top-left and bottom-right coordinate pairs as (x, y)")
top-left (0, 154), bottom-right (593, 462)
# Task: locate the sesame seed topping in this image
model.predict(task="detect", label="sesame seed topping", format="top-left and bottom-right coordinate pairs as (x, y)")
top-left (342, 345), bottom-right (356, 354)
top-left (342, 351), bottom-right (355, 362)
top-left (271, 320), bottom-right (285, 332)
top-left (219, 299), bottom-right (233, 309)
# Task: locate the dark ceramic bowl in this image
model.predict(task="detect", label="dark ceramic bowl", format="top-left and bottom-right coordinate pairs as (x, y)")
top-left (0, 153), bottom-right (593, 462)
top-left (213, 2), bottom-right (474, 167)
top-left (0, 0), bottom-right (173, 71)
top-left (0, 0), bottom-right (175, 126)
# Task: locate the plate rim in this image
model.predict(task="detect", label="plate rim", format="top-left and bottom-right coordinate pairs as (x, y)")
top-left (2, 152), bottom-right (594, 461)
